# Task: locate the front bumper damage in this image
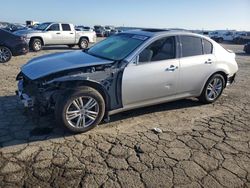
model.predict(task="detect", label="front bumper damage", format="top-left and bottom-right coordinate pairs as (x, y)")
top-left (16, 79), bottom-right (34, 108)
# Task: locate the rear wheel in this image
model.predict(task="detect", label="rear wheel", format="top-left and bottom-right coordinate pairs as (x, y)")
top-left (0, 46), bottom-right (12, 63)
top-left (199, 74), bottom-right (225, 104)
top-left (78, 38), bottom-right (89, 49)
top-left (30, 38), bottom-right (42, 51)
top-left (55, 87), bottom-right (105, 133)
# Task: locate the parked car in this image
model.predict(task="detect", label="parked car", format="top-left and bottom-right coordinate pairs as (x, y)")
top-left (0, 29), bottom-right (28, 63)
top-left (244, 42), bottom-right (250, 54)
top-left (94, 25), bottom-right (106, 37)
top-left (233, 32), bottom-right (250, 44)
top-left (109, 29), bottom-right (120, 36)
top-left (16, 29), bottom-right (238, 133)
top-left (14, 22), bottom-right (96, 51)
top-left (199, 31), bottom-right (210, 37)
top-left (104, 26), bottom-right (115, 36)
top-left (2, 23), bottom-right (28, 32)
top-left (76, 26), bottom-right (94, 32)
top-left (210, 30), bottom-right (236, 43)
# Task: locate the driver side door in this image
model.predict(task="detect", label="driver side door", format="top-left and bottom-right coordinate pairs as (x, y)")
top-left (122, 36), bottom-right (180, 108)
top-left (46, 23), bottom-right (63, 45)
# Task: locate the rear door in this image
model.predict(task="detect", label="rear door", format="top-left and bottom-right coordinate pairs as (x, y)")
top-left (178, 35), bottom-right (216, 95)
top-left (122, 36), bottom-right (180, 107)
top-left (61, 24), bottom-right (75, 44)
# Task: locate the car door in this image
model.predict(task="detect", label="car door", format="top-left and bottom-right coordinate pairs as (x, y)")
top-left (122, 36), bottom-right (180, 107)
top-left (45, 23), bottom-right (62, 44)
top-left (178, 35), bottom-right (216, 95)
top-left (61, 24), bottom-right (75, 44)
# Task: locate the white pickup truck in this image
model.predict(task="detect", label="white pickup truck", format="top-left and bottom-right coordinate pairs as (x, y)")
top-left (14, 22), bottom-right (96, 51)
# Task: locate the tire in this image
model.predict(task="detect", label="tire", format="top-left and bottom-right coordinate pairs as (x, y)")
top-left (218, 38), bottom-right (223, 43)
top-left (68, 44), bottom-right (75, 48)
top-left (0, 46), bottom-right (12, 63)
top-left (199, 74), bottom-right (225, 104)
top-left (55, 87), bottom-right (105, 133)
top-left (78, 38), bottom-right (89, 49)
top-left (30, 38), bottom-right (42, 51)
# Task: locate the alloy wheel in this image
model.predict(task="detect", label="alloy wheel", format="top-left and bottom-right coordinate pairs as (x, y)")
top-left (34, 41), bottom-right (42, 51)
top-left (66, 96), bottom-right (99, 128)
top-left (206, 77), bottom-right (223, 101)
top-left (0, 47), bottom-right (11, 63)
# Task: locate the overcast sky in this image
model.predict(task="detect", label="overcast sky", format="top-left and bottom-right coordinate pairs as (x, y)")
top-left (1, 0), bottom-right (249, 30)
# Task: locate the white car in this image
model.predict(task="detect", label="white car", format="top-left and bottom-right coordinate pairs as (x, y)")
top-left (16, 29), bottom-right (238, 133)
top-left (210, 30), bottom-right (236, 43)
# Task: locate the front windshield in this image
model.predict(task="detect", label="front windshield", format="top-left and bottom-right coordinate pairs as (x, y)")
top-left (87, 33), bottom-right (148, 61)
top-left (36, 23), bottom-right (51, 30)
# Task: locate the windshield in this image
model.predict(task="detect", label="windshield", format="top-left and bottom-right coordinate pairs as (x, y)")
top-left (36, 23), bottom-right (51, 30)
top-left (87, 33), bottom-right (148, 61)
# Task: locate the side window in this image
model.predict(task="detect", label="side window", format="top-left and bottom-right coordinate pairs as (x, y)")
top-left (47, 24), bottom-right (60, 31)
top-left (139, 37), bottom-right (176, 63)
top-left (181, 36), bottom-right (203, 57)
top-left (203, 39), bottom-right (213, 54)
top-left (62, 24), bottom-right (71, 31)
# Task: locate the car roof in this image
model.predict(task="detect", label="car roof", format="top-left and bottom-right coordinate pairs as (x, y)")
top-left (122, 29), bottom-right (206, 39)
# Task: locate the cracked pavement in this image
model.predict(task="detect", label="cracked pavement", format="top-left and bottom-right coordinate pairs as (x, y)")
top-left (0, 44), bottom-right (250, 187)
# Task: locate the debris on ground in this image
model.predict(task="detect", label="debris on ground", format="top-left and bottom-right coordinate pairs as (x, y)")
top-left (151, 127), bottom-right (163, 134)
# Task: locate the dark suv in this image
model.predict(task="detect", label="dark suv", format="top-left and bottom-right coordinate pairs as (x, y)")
top-left (0, 29), bottom-right (28, 63)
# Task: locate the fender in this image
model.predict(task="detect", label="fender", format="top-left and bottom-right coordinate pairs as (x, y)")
top-left (43, 67), bottom-right (124, 111)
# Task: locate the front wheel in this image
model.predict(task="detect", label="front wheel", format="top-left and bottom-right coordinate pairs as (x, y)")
top-left (55, 87), bottom-right (105, 133)
top-left (0, 46), bottom-right (12, 63)
top-left (199, 74), bottom-right (225, 104)
top-left (30, 38), bottom-right (42, 51)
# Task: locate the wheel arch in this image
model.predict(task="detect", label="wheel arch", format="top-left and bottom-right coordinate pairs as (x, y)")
top-left (58, 80), bottom-right (111, 111)
top-left (30, 36), bottom-right (44, 46)
top-left (78, 36), bottom-right (89, 43)
top-left (199, 70), bottom-right (228, 96)
top-left (0, 45), bottom-right (13, 54)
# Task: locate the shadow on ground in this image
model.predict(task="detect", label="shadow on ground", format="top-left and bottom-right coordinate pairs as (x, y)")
top-left (0, 95), bottom-right (203, 148)
top-left (42, 46), bottom-right (80, 51)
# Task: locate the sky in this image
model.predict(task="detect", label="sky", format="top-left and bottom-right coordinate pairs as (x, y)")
top-left (1, 0), bottom-right (249, 30)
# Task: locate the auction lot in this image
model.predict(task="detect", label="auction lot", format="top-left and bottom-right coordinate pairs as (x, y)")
top-left (0, 41), bottom-right (249, 187)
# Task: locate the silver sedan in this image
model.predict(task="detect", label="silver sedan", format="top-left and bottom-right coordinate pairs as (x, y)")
top-left (17, 29), bottom-right (238, 132)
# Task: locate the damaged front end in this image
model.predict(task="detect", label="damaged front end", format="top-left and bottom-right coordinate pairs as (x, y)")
top-left (16, 71), bottom-right (58, 114)
top-left (16, 62), bottom-right (124, 116)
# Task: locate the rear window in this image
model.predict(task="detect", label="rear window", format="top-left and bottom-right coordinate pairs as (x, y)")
top-left (203, 39), bottom-right (213, 54)
top-left (62, 24), bottom-right (71, 31)
top-left (180, 36), bottom-right (203, 57)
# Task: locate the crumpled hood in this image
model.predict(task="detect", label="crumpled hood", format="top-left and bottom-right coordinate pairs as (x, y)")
top-left (21, 51), bottom-right (113, 80)
top-left (14, 29), bottom-right (42, 36)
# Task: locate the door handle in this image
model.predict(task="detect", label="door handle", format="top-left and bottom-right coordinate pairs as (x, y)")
top-left (205, 59), bottom-right (213, 64)
top-left (70, 33), bottom-right (74, 34)
top-left (56, 32), bottom-right (61, 34)
top-left (166, 65), bottom-right (178, 71)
